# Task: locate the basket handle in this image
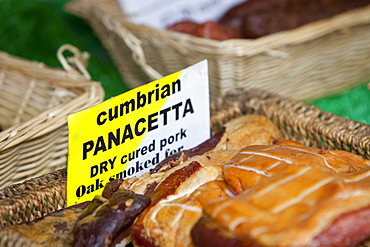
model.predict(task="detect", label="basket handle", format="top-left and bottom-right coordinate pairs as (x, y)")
top-left (57, 44), bottom-right (92, 80)
top-left (102, 16), bottom-right (163, 80)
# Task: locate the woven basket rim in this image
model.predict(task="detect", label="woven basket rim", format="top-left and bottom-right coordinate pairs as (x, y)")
top-left (67, 0), bottom-right (370, 57)
top-left (0, 50), bottom-right (105, 151)
top-left (0, 51), bottom-right (85, 82)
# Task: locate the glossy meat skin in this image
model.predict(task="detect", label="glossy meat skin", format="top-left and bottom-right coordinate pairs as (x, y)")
top-left (71, 189), bottom-right (150, 247)
top-left (219, 0), bottom-right (370, 38)
top-left (130, 115), bottom-right (283, 247)
top-left (169, 0), bottom-right (370, 39)
top-left (192, 142), bottom-right (370, 246)
top-left (167, 21), bottom-right (243, 41)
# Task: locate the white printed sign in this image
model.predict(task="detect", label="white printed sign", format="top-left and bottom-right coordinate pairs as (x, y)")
top-left (118, 0), bottom-right (246, 29)
top-left (67, 60), bottom-right (210, 206)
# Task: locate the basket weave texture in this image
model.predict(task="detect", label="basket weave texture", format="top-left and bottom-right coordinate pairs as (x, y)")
top-left (0, 45), bottom-right (104, 190)
top-left (0, 168), bottom-right (66, 227)
top-left (0, 88), bottom-right (369, 231)
top-left (66, 0), bottom-right (370, 101)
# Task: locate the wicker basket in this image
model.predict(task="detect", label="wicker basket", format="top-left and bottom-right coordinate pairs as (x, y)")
top-left (0, 44), bottom-right (105, 190)
top-left (66, 0), bottom-right (370, 101)
top-left (0, 87), bottom-right (369, 230)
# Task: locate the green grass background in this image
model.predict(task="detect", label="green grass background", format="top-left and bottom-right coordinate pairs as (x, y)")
top-left (0, 0), bottom-right (128, 99)
top-left (1, 0), bottom-right (369, 124)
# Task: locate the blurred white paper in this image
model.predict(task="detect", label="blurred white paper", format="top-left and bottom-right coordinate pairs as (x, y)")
top-left (118, 0), bottom-right (246, 29)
